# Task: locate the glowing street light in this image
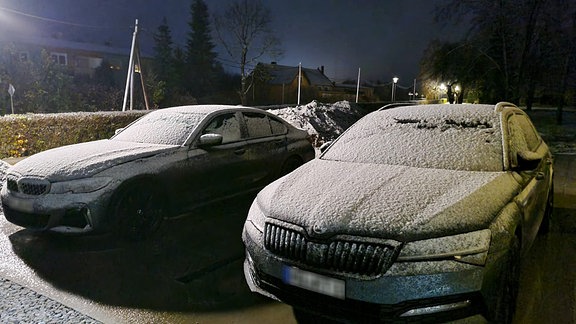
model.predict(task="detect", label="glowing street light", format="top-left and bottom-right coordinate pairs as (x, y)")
top-left (391, 77), bottom-right (399, 102)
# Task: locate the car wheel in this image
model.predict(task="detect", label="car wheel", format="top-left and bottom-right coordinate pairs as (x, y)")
top-left (281, 156), bottom-right (303, 175)
top-left (539, 185), bottom-right (554, 234)
top-left (488, 235), bottom-right (520, 324)
top-left (111, 181), bottom-right (165, 241)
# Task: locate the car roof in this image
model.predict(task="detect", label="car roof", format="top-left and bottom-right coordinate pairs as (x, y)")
top-left (378, 102), bottom-right (523, 117)
top-left (153, 104), bottom-right (267, 115)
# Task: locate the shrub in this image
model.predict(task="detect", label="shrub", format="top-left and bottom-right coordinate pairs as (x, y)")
top-left (0, 111), bottom-right (148, 158)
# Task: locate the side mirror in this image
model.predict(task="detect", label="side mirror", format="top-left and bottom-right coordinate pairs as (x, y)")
top-left (199, 133), bottom-right (223, 147)
top-left (114, 128), bottom-right (124, 135)
top-left (516, 150), bottom-right (543, 170)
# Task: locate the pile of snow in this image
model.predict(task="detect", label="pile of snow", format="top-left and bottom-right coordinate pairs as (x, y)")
top-left (267, 100), bottom-right (363, 146)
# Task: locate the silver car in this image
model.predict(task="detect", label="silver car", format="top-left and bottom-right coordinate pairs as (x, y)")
top-left (1, 105), bottom-right (315, 240)
top-left (242, 102), bottom-right (553, 323)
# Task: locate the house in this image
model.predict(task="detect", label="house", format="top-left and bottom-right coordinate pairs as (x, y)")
top-left (250, 62), bottom-right (374, 105)
top-left (0, 34), bottom-right (134, 80)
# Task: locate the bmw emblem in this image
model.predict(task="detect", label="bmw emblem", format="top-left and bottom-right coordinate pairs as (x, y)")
top-left (312, 223), bottom-right (327, 235)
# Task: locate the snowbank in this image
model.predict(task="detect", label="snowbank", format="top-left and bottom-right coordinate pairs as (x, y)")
top-left (267, 100), bottom-right (363, 146)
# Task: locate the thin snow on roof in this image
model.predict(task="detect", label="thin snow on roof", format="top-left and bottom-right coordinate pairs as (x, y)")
top-left (257, 63), bottom-right (334, 87)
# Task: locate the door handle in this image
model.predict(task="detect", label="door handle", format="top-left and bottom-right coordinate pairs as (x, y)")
top-left (234, 148), bottom-right (246, 155)
top-left (536, 172), bottom-right (545, 180)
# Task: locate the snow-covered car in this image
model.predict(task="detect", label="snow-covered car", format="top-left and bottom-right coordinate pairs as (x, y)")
top-left (242, 102), bottom-right (553, 323)
top-left (1, 105), bottom-right (315, 240)
top-left (0, 160), bottom-right (11, 191)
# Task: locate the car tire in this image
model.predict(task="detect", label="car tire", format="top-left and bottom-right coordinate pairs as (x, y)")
top-left (110, 181), bottom-right (166, 241)
top-left (281, 156), bottom-right (303, 175)
top-left (488, 235), bottom-right (520, 324)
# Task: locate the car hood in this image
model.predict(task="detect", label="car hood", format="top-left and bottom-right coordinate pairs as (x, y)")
top-left (10, 139), bottom-right (177, 182)
top-left (256, 159), bottom-right (521, 241)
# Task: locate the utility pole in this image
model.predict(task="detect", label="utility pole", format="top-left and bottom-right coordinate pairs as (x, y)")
top-left (297, 62), bottom-right (302, 106)
top-left (122, 19), bottom-right (150, 111)
top-left (355, 68), bottom-right (361, 103)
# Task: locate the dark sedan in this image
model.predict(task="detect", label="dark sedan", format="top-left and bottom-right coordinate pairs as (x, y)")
top-left (1, 105), bottom-right (315, 240)
top-left (242, 102), bottom-right (553, 323)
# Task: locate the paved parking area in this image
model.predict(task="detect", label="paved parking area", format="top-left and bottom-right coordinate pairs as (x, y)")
top-left (0, 154), bottom-right (574, 323)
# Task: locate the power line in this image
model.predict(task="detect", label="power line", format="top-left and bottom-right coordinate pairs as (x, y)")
top-left (0, 5), bottom-right (119, 30)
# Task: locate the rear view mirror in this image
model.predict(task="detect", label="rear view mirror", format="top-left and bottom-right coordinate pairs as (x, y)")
top-left (199, 133), bottom-right (223, 147)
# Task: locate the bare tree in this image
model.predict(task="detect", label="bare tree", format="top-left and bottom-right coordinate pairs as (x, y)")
top-left (214, 0), bottom-right (282, 105)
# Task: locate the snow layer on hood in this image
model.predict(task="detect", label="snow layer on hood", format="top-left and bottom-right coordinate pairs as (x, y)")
top-left (322, 104), bottom-right (503, 171)
top-left (267, 100), bottom-right (362, 145)
top-left (10, 140), bottom-right (175, 181)
top-left (258, 159), bottom-right (519, 241)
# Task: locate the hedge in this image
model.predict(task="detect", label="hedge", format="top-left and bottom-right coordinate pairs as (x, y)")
top-left (0, 111), bottom-right (148, 159)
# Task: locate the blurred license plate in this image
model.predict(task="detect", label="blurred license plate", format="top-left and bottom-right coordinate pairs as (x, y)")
top-left (283, 266), bottom-right (345, 299)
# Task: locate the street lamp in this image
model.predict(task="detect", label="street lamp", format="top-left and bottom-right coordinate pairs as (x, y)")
top-left (392, 77), bottom-right (399, 102)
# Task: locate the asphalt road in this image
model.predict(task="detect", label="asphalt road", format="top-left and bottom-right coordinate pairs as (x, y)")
top-left (0, 154), bottom-right (575, 323)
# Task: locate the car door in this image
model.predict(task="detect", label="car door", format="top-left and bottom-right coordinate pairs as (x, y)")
top-left (239, 112), bottom-right (288, 188)
top-left (176, 112), bottom-right (249, 207)
top-left (507, 112), bottom-right (553, 245)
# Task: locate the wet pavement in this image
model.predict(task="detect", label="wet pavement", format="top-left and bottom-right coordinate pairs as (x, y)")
top-left (0, 154), bottom-right (574, 323)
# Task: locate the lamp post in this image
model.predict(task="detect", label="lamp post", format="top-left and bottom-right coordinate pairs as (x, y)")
top-left (392, 77), bottom-right (399, 102)
top-left (454, 85), bottom-right (461, 103)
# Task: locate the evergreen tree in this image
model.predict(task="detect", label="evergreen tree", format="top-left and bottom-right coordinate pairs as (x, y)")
top-left (186, 0), bottom-right (221, 100)
top-left (152, 17), bottom-right (175, 106)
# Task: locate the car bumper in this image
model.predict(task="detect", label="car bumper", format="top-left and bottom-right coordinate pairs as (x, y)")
top-left (242, 224), bottom-right (489, 322)
top-left (0, 185), bottom-right (113, 234)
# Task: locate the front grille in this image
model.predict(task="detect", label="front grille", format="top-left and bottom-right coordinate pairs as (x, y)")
top-left (265, 222), bottom-right (401, 277)
top-left (6, 174), bottom-right (50, 195)
top-left (6, 174), bottom-right (18, 192)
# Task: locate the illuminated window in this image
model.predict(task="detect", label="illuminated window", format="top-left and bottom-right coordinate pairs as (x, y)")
top-left (50, 52), bottom-right (68, 65)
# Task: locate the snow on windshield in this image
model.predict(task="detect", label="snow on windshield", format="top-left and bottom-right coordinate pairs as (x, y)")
top-left (321, 104), bottom-right (504, 171)
top-left (112, 110), bottom-right (206, 145)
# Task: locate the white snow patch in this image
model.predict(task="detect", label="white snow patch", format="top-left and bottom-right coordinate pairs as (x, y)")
top-left (267, 100), bottom-right (363, 146)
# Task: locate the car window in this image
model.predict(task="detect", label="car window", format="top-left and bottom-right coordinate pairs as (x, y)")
top-left (202, 113), bottom-right (242, 144)
top-left (270, 116), bottom-right (287, 135)
top-left (112, 111), bottom-right (205, 145)
top-left (244, 112), bottom-right (273, 138)
top-left (321, 105), bottom-right (504, 171)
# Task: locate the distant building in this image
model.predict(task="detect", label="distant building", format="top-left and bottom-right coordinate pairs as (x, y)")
top-left (0, 34), bottom-right (136, 80)
top-left (250, 62), bottom-right (374, 105)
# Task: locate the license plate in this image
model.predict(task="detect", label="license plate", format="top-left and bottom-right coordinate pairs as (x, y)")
top-left (282, 266), bottom-right (345, 299)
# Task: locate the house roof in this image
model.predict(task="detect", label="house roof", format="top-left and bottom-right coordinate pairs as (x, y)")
top-left (0, 35), bottom-right (133, 57)
top-left (257, 63), bottom-right (334, 87)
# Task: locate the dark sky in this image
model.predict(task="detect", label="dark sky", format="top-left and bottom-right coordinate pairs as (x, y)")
top-left (0, 0), bottom-right (465, 86)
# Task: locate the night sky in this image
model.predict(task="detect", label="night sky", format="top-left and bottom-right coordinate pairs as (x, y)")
top-left (0, 0), bottom-right (465, 86)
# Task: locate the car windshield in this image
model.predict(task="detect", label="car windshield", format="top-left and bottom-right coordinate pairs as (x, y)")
top-left (321, 105), bottom-right (504, 171)
top-left (112, 111), bottom-right (206, 145)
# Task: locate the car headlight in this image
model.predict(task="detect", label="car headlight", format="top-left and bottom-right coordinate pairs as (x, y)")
top-left (397, 229), bottom-right (491, 266)
top-left (50, 177), bottom-right (113, 194)
top-left (246, 196), bottom-right (268, 233)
